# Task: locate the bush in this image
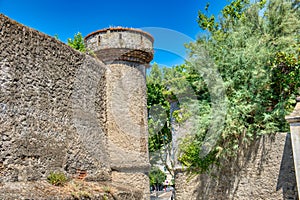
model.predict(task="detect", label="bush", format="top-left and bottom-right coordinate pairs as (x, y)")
top-left (67, 32), bottom-right (86, 53)
top-left (47, 172), bottom-right (68, 186)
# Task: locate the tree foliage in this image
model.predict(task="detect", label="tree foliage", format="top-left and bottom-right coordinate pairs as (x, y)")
top-left (179, 0), bottom-right (300, 173)
top-left (147, 63), bottom-right (196, 176)
top-left (67, 32), bottom-right (86, 52)
top-left (147, 63), bottom-right (171, 153)
top-left (147, 0), bottom-right (300, 174)
top-left (149, 166), bottom-right (166, 189)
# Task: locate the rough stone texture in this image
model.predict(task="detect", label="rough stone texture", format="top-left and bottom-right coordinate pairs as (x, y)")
top-left (0, 14), bottom-right (110, 183)
top-left (105, 62), bottom-right (150, 200)
top-left (1, 13), bottom-right (297, 200)
top-left (0, 14), bottom-right (153, 199)
top-left (85, 28), bottom-right (153, 64)
top-left (286, 98), bottom-right (300, 200)
top-left (0, 180), bottom-right (144, 200)
top-left (86, 27), bottom-right (153, 200)
top-left (112, 171), bottom-right (150, 199)
top-left (106, 63), bottom-right (149, 169)
top-left (175, 133), bottom-right (298, 200)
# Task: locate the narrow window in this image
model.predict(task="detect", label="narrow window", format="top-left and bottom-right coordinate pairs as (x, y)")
top-left (97, 35), bottom-right (101, 46)
top-left (119, 33), bottom-right (122, 40)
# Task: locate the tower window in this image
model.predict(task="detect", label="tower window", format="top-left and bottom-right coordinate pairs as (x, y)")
top-left (97, 35), bottom-right (101, 46)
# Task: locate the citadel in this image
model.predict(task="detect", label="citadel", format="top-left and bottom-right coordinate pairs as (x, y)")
top-left (0, 13), bottom-right (299, 199)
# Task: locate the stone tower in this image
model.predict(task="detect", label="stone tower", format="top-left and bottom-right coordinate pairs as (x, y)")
top-left (85, 27), bottom-right (154, 198)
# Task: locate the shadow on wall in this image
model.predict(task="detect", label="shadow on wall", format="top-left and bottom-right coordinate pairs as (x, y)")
top-left (276, 133), bottom-right (298, 200)
top-left (189, 133), bottom-right (298, 200)
top-left (194, 137), bottom-right (262, 200)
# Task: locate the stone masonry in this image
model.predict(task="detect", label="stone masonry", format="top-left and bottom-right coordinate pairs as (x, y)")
top-left (175, 133), bottom-right (298, 200)
top-left (1, 13), bottom-right (297, 200)
top-left (85, 27), bottom-right (154, 199)
top-left (0, 14), bottom-right (153, 199)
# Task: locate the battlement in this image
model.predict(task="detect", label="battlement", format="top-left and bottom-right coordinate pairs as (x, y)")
top-left (85, 27), bottom-right (154, 64)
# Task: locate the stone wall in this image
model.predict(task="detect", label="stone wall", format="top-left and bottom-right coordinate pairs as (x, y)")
top-left (85, 28), bottom-right (153, 65)
top-left (0, 14), bottom-right (152, 199)
top-left (107, 63), bottom-right (150, 199)
top-left (175, 132), bottom-right (298, 200)
top-left (85, 27), bottom-right (153, 53)
top-left (0, 13), bottom-right (110, 182)
top-left (112, 171), bottom-right (150, 198)
top-left (85, 27), bottom-right (153, 200)
top-left (106, 63), bottom-right (148, 170)
top-left (1, 13), bottom-right (299, 200)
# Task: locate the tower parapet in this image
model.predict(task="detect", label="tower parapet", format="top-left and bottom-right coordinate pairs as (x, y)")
top-left (85, 27), bottom-right (153, 64)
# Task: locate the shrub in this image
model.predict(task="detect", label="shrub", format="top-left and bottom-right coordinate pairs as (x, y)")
top-left (47, 172), bottom-right (68, 186)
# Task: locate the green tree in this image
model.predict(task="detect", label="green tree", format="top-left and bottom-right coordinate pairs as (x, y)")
top-left (147, 63), bottom-right (171, 153)
top-left (149, 166), bottom-right (166, 190)
top-left (147, 0), bottom-right (300, 173)
top-left (146, 0), bottom-right (300, 175)
top-left (147, 63), bottom-right (195, 177)
top-left (177, 0), bottom-right (300, 173)
top-left (67, 32), bottom-right (86, 52)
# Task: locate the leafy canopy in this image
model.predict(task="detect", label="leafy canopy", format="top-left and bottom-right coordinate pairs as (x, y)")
top-left (179, 0), bottom-right (300, 173)
top-left (147, 0), bottom-right (300, 174)
top-left (67, 32), bottom-right (86, 52)
top-left (149, 166), bottom-right (166, 188)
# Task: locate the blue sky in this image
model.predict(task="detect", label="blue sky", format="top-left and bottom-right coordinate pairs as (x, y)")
top-left (0, 0), bottom-right (229, 67)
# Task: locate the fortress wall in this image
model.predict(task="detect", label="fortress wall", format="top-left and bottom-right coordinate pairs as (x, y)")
top-left (106, 62), bottom-right (150, 199)
top-left (1, 12), bottom-right (296, 200)
top-left (85, 27), bottom-right (153, 200)
top-left (106, 63), bottom-right (149, 170)
top-left (175, 133), bottom-right (298, 200)
top-left (0, 14), bottom-right (110, 182)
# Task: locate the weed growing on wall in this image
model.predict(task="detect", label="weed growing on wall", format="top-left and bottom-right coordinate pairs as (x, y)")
top-left (47, 172), bottom-right (68, 186)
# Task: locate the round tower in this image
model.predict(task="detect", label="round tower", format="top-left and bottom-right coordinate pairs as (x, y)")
top-left (85, 27), bottom-right (153, 64)
top-left (85, 27), bottom-right (154, 199)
